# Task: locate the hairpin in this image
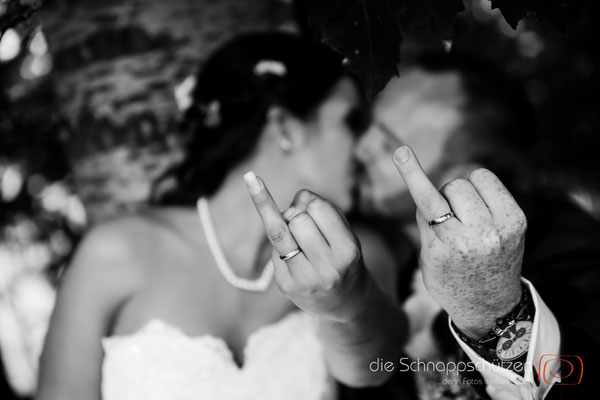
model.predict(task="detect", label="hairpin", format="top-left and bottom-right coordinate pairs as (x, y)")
top-left (174, 75), bottom-right (196, 111)
top-left (253, 59), bottom-right (287, 77)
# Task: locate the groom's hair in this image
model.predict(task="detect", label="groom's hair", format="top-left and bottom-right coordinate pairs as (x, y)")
top-left (412, 50), bottom-right (539, 201)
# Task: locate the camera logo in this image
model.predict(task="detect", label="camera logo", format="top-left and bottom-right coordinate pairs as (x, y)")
top-left (538, 354), bottom-right (583, 385)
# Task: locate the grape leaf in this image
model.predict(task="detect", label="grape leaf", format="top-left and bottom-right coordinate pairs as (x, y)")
top-left (397, 0), bottom-right (464, 41)
top-left (303, 0), bottom-right (404, 99)
top-left (301, 0), bottom-right (463, 99)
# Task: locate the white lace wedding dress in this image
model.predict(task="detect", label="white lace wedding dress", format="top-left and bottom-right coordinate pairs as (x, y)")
top-left (101, 311), bottom-right (337, 400)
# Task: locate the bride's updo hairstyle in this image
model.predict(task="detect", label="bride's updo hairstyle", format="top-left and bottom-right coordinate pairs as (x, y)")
top-left (156, 32), bottom-right (346, 205)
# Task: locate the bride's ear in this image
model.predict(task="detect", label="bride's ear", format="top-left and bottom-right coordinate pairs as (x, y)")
top-left (265, 106), bottom-right (307, 154)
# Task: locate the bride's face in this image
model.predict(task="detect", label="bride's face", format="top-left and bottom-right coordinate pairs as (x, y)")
top-left (292, 78), bottom-right (366, 212)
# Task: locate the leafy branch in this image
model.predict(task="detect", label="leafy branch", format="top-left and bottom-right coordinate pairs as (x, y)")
top-left (0, 0), bottom-right (44, 34)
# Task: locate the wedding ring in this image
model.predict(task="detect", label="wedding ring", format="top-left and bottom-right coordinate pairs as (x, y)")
top-left (280, 248), bottom-right (302, 261)
top-left (428, 211), bottom-right (455, 228)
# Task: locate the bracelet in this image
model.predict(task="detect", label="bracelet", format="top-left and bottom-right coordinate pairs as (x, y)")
top-left (452, 283), bottom-right (535, 363)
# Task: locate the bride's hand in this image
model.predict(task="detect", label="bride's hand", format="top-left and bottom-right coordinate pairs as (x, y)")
top-left (244, 172), bottom-right (370, 323)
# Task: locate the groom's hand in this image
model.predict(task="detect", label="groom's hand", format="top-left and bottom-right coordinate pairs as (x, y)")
top-left (244, 172), bottom-right (370, 323)
top-left (392, 146), bottom-right (526, 338)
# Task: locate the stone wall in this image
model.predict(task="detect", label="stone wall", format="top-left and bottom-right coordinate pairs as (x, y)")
top-left (42, 0), bottom-right (294, 221)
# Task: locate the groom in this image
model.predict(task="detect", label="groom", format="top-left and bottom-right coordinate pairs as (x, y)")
top-left (353, 51), bottom-right (600, 399)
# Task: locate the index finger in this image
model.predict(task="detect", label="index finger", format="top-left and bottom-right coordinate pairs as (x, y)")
top-left (392, 145), bottom-right (453, 222)
top-left (243, 172), bottom-right (301, 257)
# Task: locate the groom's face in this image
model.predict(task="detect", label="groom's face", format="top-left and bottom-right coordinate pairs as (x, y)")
top-left (355, 68), bottom-right (465, 219)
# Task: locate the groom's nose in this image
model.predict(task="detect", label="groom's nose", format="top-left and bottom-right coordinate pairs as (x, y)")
top-left (354, 127), bottom-right (377, 163)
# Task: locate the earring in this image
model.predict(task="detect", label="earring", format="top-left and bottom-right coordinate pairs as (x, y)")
top-left (202, 100), bottom-right (221, 128)
top-left (279, 137), bottom-right (293, 153)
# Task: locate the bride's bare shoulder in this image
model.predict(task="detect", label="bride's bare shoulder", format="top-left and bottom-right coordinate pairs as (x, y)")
top-left (76, 209), bottom-right (188, 260)
top-left (75, 207), bottom-right (201, 272)
top-left (52, 214), bottom-right (163, 306)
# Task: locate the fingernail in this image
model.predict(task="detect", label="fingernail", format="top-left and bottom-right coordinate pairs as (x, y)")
top-left (282, 207), bottom-right (296, 221)
top-left (393, 146), bottom-right (410, 164)
top-left (243, 171), bottom-right (262, 195)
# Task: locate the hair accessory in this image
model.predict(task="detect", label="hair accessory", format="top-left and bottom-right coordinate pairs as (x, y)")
top-left (254, 59), bottom-right (287, 77)
top-left (202, 100), bottom-right (221, 128)
top-left (174, 75), bottom-right (196, 111)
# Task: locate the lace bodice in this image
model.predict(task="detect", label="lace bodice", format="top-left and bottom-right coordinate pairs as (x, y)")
top-left (101, 312), bottom-right (336, 400)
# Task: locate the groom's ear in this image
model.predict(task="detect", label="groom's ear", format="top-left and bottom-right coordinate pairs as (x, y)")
top-left (265, 106), bottom-right (308, 153)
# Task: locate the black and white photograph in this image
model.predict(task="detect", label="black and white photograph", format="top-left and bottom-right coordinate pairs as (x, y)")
top-left (1, 1), bottom-right (599, 399)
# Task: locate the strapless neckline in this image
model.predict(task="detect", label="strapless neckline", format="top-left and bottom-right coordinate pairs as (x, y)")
top-left (101, 311), bottom-right (336, 400)
top-left (107, 311), bottom-right (302, 368)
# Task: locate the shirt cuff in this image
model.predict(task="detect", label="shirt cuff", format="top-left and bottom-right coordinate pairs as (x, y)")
top-left (449, 278), bottom-right (561, 399)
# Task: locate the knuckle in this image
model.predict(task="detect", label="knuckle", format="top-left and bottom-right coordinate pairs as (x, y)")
top-left (469, 168), bottom-right (493, 181)
top-left (300, 279), bottom-right (320, 295)
top-left (452, 236), bottom-right (471, 255)
top-left (268, 225), bottom-right (288, 243)
top-left (479, 228), bottom-right (502, 253)
top-left (486, 229), bottom-right (502, 247)
top-left (288, 212), bottom-right (310, 230)
top-left (306, 199), bottom-right (325, 213)
top-left (340, 243), bottom-right (361, 265)
top-left (518, 215), bottom-right (528, 232)
top-left (306, 198), bottom-right (327, 214)
top-left (253, 190), bottom-right (269, 205)
top-left (515, 209), bottom-right (528, 228)
top-left (297, 189), bottom-right (314, 203)
top-left (511, 214), bottom-right (528, 235)
top-left (322, 273), bottom-right (342, 292)
top-left (441, 178), bottom-right (470, 196)
top-left (278, 279), bottom-right (296, 295)
top-left (502, 208), bottom-right (527, 234)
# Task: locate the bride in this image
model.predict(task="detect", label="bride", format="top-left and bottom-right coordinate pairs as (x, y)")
top-left (36, 33), bottom-right (405, 400)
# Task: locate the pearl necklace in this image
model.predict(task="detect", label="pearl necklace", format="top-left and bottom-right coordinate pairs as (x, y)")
top-left (197, 197), bottom-right (274, 292)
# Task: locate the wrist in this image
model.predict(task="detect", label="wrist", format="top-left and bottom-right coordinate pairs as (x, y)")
top-left (323, 270), bottom-right (378, 325)
top-left (450, 281), bottom-right (522, 339)
top-left (318, 274), bottom-right (408, 352)
top-left (452, 283), bottom-right (535, 370)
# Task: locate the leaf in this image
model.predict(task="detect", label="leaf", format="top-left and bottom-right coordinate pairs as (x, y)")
top-left (302, 0), bottom-right (341, 36)
top-left (397, 0), bottom-right (464, 41)
top-left (0, 0), bottom-right (44, 34)
top-left (301, 0), bottom-right (463, 99)
top-left (303, 0), bottom-right (404, 99)
top-left (489, 0), bottom-right (529, 29)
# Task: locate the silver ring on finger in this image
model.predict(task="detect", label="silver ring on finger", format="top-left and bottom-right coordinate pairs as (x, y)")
top-left (280, 248), bottom-right (302, 261)
top-left (428, 211), bottom-right (455, 228)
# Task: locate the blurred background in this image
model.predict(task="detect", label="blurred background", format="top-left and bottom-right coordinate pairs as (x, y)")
top-left (1, 0), bottom-right (599, 398)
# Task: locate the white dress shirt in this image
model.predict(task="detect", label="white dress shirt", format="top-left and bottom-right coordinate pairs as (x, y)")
top-left (449, 278), bottom-right (561, 400)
